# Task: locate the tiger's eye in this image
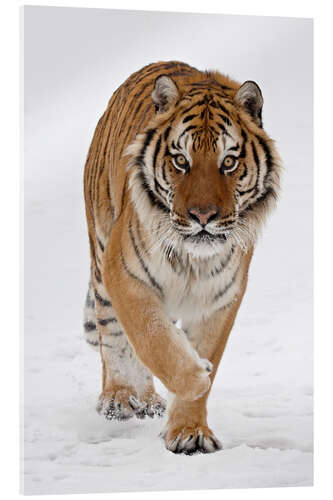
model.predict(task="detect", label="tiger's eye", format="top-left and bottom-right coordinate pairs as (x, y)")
top-left (221, 155), bottom-right (237, 171)
top-left (174, 154), bottom-right (187, 167)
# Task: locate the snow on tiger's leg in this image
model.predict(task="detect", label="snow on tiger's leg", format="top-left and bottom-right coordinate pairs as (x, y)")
top-left (93, 278), bottom-right (166, 420)
top-left (162, 294), bottom-right (245, 454)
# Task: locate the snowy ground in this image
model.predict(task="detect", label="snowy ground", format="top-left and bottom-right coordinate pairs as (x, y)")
top-left (23, 278), bottom-right (313, 494)
top-left (22, 7), bottom-right (313, 495)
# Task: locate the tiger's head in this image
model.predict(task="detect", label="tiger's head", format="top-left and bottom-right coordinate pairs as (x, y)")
top-left (127, 72), bottom-right (281, 258)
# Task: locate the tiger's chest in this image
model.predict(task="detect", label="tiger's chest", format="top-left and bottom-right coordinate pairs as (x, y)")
top-left (150, 245), bottom-right (244, 326)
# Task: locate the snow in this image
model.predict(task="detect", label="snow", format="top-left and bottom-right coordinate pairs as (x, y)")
top-left (22, 6), bottom-right (313, 495)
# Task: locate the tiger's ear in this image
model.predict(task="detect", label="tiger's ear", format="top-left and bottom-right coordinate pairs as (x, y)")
top-left (152, 75), bottom-right (179, 113)
top-left (235, 81), bottom-right (263, 127)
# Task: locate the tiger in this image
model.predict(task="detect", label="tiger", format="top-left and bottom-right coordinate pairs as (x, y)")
top-left (83, 61), bottom-right (281, 455)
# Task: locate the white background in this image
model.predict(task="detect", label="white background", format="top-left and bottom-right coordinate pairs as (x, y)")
top-left (2, 1), bottom-right (333, 500)
top-left (21, 4), bottom-right (314, 495)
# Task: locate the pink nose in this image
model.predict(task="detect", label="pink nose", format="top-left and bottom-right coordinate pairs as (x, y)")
top-left (187, 206), bottom-right (220, 226)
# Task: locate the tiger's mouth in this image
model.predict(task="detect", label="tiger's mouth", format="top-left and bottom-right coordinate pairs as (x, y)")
top-left (184, 229), bottom-right (228, 243)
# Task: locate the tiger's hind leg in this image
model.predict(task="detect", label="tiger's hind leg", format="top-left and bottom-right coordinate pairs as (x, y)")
top-left (83, 278), bottom-right (99, 351)
top-left (89, 277), bottom-right (166, 420)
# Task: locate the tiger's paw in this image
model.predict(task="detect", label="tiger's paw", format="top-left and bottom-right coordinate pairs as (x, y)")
top-left (161, 424), bottom-right (223, 455)
top-left (97, 390), bottom-right (166, 420)
top-left (175, 358), bottom-right (212, 402)
top-left (143, 392), bottom-right (167, 418)
top-left (96, 389), bottom-right (145, 421)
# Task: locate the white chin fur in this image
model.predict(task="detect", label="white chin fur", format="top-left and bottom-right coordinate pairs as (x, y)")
top-left (183, 240), bottom-right (225, 258)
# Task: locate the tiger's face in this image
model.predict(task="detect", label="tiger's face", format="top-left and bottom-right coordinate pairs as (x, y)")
top-left (128, 75), bottom-right (280, 258)
top-left (163, 113), bottom-right (251, 257)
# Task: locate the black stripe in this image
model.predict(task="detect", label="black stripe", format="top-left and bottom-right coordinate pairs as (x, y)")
top-left (174, 218), bottom-right (190, 228)
top-left (89, 108), bottom-right (112, 211)
top-left (98, 317), bottom-right (117, 326)
top-left (121, 250), bottom-right (142, 283)
top-left (153, 135), bottom-right (162, 191)
top-left (188, 81), bottom-right (211, 87)
top-left (217, 102), bottom-right (230, 116)
top-left (183, 113), bottom-right (197, 123)
top-left (137, 128), bottom-right (156, 164)
top-left (119, 82), bottom-right (152, 135)
top-left (189, 80), bottom-right (233, 91)
top-left (121, 101), bottom-right (152, 153)
top-left (251, 140), bottom-right (260, 168)
top-left (239, 129), bottom-right (247, 158)
top-left (120, 173), bottom-right (128, 214)
top-left (217, 217), bottom-right (235, 226)
top-left (162, 242), bottom-right (186, 275)
top-left (214, 263), bottom-right (241, 302)
top-left (254, 185), bottom-right (277, 204)
top-left (216, 122), bottom-right (231, 137)
top-left (210, 248), bottom-right (235, 278)
top-left (208, 125), bottom-right (220, 137)
top-left (155, 178), bottom-right (169, 196)
top-left (99, 112), bottom-right (116, 186)
top-left (242, 186), bottom-right (277, 215)
top-left (250, 139), bottom-right (261, 196)
top-left (106, 177), bottom-right (111, 201)
top-left (181, 99), bottom-right (207, 114)
top-left (161, 162), bottom-right (171, 187)
top-left (256, 135), bottom-right (272, 173)
top-left (97, 238), bottom-right (105, 252)
top-left (164, 126), bottom-right (171, 141)
top-left (216, 83), bottom-right (233, 91)
top-left (177, 124), bottom-right (197, 142)
top-left (94, 289), bottom-right (112, 307)
top-left (138, 167), bottom-right (169, 213)
top-left (84, 321), bottom-right (97, 332)
top-left (95, 268), bottom-right (102, 284)
top-left (218, 113), bottom-right (232, 126)
top-left (185, 90), bottom-right (204, 97)
top-left (238, 186), bottom-right (256, 196)
top-left (129, 223), bottom-right (164, 296)
top-left (209, 100), bottom-right (218, 108)
top-left (239, 163), bottom-right (248, 181)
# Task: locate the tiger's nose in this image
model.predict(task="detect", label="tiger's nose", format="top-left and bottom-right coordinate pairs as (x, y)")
top-left (187, 206), bottom-right (220, 226)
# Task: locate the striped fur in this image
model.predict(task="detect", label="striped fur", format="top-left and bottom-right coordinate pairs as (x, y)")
top-left (83, 61), bottom-right (281, 453)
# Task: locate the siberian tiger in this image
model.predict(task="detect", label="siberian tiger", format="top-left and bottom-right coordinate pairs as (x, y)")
top-left (83, 61), bottom-right (281, 455)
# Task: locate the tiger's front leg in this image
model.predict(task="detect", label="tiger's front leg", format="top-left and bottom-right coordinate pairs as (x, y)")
top-left (102, 221), bottom-right (213, 403)
top-left (93, 277), bottom-right (166, 421)
top-left (162, 294), bottom-right (246, 454)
